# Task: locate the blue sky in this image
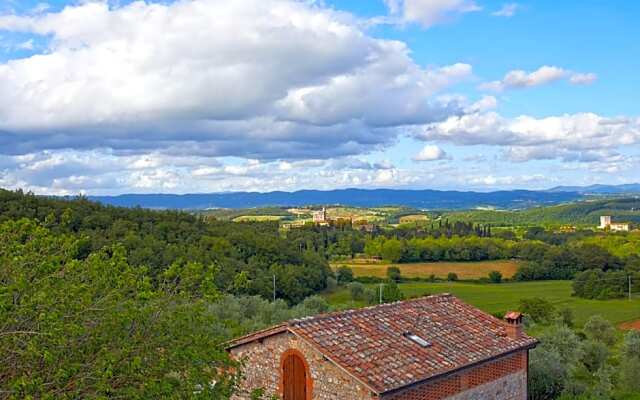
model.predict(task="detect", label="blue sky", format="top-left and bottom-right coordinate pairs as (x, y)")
top-left (0, 0), bottom-right (638, 194)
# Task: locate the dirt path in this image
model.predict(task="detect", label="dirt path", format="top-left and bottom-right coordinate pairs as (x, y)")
top-left (620, 320), bottom-right (640, 330)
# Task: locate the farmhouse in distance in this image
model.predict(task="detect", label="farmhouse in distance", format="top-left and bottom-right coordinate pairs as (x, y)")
top-left (228, 294), bottom-right (537, 400)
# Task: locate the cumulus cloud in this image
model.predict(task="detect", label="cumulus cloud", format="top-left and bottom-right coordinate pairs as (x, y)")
top-left (479, 65), bottom-right (597, 91)
top-left (492, 3), bottom-right (519, 17)
top-left (384, 0), bottom-right (481, 27)
top-left (0, 0), bottom-right (471, 161)
top-left (413, 145), bottom-right (450, 161)
top-left (417, 112), bottom-right (640, 163)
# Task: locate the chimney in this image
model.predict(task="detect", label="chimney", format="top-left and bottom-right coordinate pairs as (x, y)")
top-left (503, 311), bottom-right (523, 339)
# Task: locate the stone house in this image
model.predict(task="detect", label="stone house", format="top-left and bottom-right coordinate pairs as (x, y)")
top-left (227, 294), bottom-right (537, 400)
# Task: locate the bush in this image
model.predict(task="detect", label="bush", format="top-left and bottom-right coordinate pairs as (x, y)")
top-left (580, 340), bottom-right (609, 372)
top-left (348, 282), bottom-right (365, 301)
top-left (335, 266), bottom-right (354, 284)
top-left (519, 297), bottom-right (556, 324)
top-left (572, 269), bottom-right (631, 299)
top-left (559, 307), bottom-right (574, 328)
top-left (387, 266), bottom-right (402, 282)
top-left (447, 272), bottom-right (458, 281)
top-left (301, 295), bottom-right (330, 314)
top-left (363, 288), bottom-right (378, 305)
top-left (620, 330), bottom-right (640, 392)
top-left (382, 281), bottom-right (404, 303)
top-left (488, 270), bottom-right (502, 283)
top-left (325, 276), bottom-right (337, 292)
top-left (583, 315), bottom-right (616, 346)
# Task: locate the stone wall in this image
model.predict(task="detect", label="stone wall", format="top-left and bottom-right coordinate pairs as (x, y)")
top-left (229, 331), bottom-right (374, 400)
top-left (383, 351), bottom-right (528, 400)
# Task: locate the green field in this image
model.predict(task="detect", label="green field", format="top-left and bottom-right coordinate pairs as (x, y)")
top-left (332, 260), bottom-right (520, 280)
top-left (324, 280), bottom-right (640, 328)
top-left (232, 215), bottom-right (284, 222)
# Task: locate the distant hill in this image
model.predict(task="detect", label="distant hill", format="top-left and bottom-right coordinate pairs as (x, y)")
top-left (86, 188), bottom-right (584, 210)
top-left (547, 183), bottom-right (640, 194)
top-left (443, 197), bottom-right (640, 226)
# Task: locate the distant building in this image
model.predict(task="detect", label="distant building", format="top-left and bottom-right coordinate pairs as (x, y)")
top-left (312, 207), bottom-right (327, 223)
top-left (228, 295), bottom-right (537, 400)
top-left (600, 216), bottom-right (630, 232)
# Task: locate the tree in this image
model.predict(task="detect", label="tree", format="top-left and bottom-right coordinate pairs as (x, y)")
top-left (583, 315), bottom-right (617, 346)
top-left (349, 282), bottom-right (365, 301)
top-left (381, 238), bottom-right (403, 263)
top-left (620, 330), bottom-right (640, 393)
top-left (488, 270), bottom-right (503, 283)
top-left (447, 272), bottom-right (458, 281)
top-left (335, 266), bottom-right (354, 284)
top-left (382, 281), bottom-right (404, 303)
top-left (387, 266), bottom-right (402, 282)
top-left (580, 340), bottom-right (609, 372)
top-left (519, 297), bottom-right (556, 324)
top-left (529, 346), bottom-right (568, 400)
top-left (0, 219), bottom-right (238, 398)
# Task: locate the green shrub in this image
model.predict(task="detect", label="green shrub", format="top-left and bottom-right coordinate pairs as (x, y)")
top-left (583, 315), bottom-right (617, 346)
top-left (348, 282), bottom-right (365, 301)
top-left (336, 266), bottom-right (354, 284)
top-left (519, 297), bottom-right (556, 324)
top-left (387, 266), bottom-right (402, 282)
top-left (447, 272), bottom-right (458, 281)
top-left (488, 270), bottom-right (503, 283)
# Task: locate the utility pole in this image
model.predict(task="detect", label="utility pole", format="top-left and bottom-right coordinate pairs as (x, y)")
top-left (379, 283), bottom-right (384, 304)
top-left (273, 274), bottom-right (276, 302)
top-left (629, 275), bottom-right (632, 301)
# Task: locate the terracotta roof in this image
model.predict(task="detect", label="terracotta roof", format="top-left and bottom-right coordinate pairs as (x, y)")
top-left (228, 294), bottom-right (537, 394)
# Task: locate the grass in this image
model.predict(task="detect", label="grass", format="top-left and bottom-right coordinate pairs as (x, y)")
top-left (324, 280), bottom-right (640, 328)
top-left (331, 260), bottom-right (520, 280)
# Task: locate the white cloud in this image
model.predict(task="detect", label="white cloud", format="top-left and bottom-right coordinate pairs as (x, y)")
top-left (0, 0), bottom-right (471, 160)
top-left (413, 145), bottom-right (450, 161)
top-left (465, 95), bottom-right (498, 113)
top-left (492, 3), bottom-right (519, 17)
top-left (384, 0), bottom-right (481, 28)
top-left (569, 72), bottom-right (598, 85)
top-left (417, 112), bottom-right (640, 164)
top-left (479, 65), bottom-right (597, 91)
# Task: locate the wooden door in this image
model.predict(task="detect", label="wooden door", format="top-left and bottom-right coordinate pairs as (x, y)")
top-left (282, 353), bottom-right (307, 400)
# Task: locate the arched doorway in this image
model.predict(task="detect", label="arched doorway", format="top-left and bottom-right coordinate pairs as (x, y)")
top-left (281, 350), bottom-right (311, 400)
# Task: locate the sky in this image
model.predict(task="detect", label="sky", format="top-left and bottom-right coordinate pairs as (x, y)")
top-left (0, 0), bottom-right (638, 195)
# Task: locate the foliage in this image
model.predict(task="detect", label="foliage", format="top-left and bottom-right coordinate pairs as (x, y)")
top-left (519, 297), bottom-right (557, 324)
top-left (387, 266), bottom-right (402, 282)
top-left (0, 219), bottom-right (238, 398)
top-left (335, 266), bottom-right (354, 284)
top-left (580, 340), bottom-right (610, 372)
top-left (620, 331), bottom-right (640, 393)
top-left (349, 282), bottom-right (366, 301)
top-left (583, 315), bottom-right (617, 346)
top-left (447, 272), bottom-right (458, 281)
top-left (573, 269), bottom-right (638, 300)
top-left (382, 281), bottom-right (404, 303)
top-left (488, 270), bottom-right (503, 283)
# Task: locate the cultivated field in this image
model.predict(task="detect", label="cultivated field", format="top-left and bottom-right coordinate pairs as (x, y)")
top-left (332, 260), bottom-right (520, 280)
top-left (324, 281), bottom-right (640, 328)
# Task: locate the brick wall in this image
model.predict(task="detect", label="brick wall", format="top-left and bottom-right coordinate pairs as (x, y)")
top-left (383, 351), bottom-right (528, 400)
top-left (229, 331), bottom-right (374, 400)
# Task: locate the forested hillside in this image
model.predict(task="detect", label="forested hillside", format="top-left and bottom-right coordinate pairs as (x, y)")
top-left (443, 198), bottom-right (640, 226)
top-left (0, 189), bottom-right (331, 303)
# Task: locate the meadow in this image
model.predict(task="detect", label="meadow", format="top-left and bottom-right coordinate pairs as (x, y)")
top-left (324, 280), bottom-right (640, 328)
top-left (332, 260), bottom-right (520, 280)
